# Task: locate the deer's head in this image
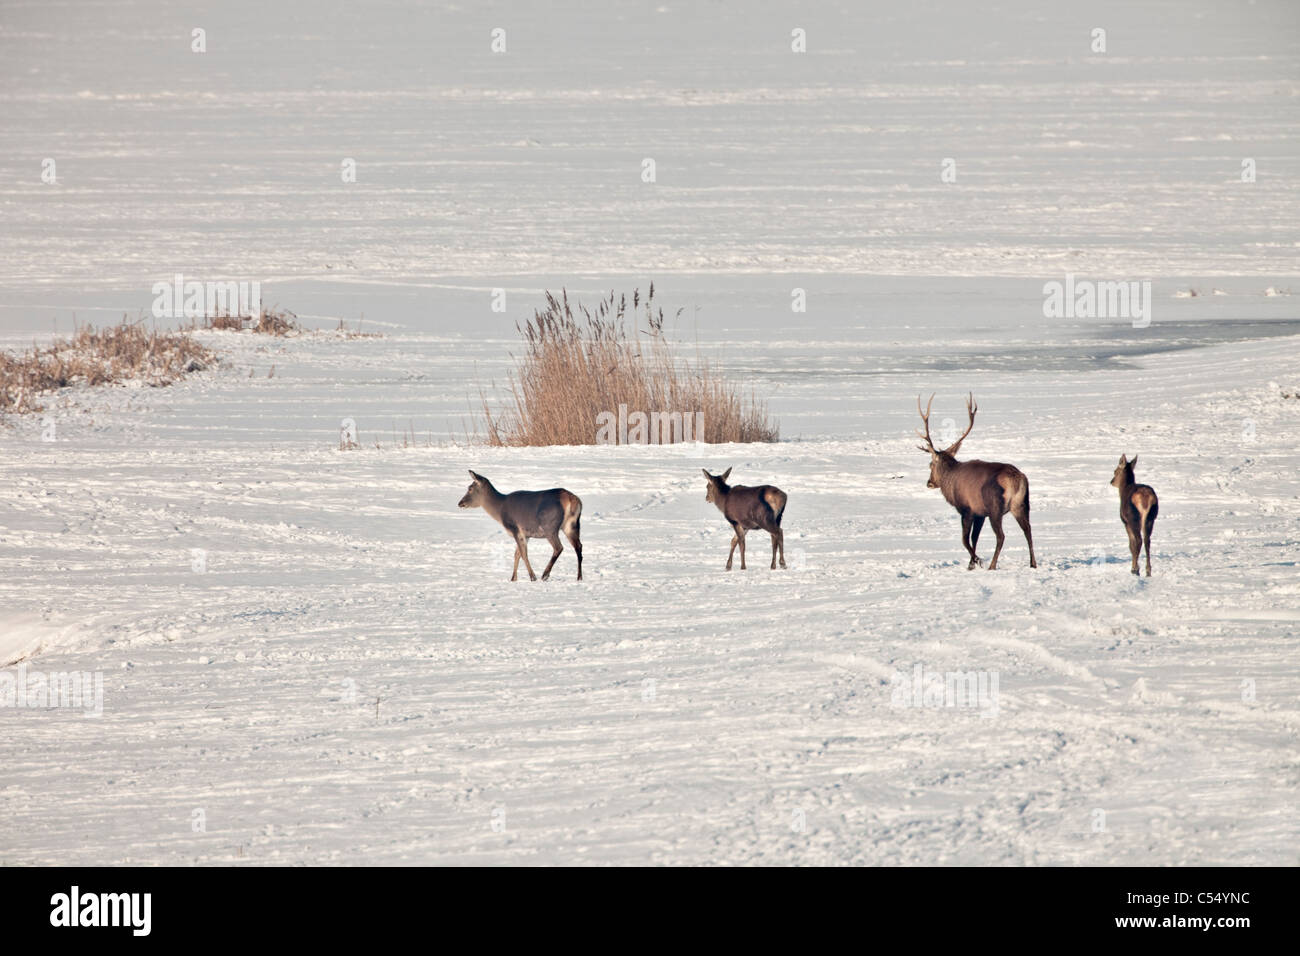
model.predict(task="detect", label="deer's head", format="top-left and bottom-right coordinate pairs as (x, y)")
top-left (916, 393), bottom-right (977, 488)
top-left (702, 467), bottom-right (732, 504)
top-left (924, 451), bottom-right (950, 489)
top-left (459, 470), bottom-right (489, 509)
top-left (1110, 454), bottom-right (1136, 488)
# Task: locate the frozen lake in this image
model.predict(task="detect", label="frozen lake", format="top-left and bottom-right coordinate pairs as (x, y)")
top-left (1, 0), bottom-right (1298, 304)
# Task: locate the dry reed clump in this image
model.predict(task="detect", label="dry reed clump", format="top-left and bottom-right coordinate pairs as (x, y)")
top-left (196, 309), bottom-right (383, 339)
top-left (478, 285), bottom-right (778, 446)
top-left (329, 317), bottom-right (383, 339)
top-left (192, 306), bottom-right (301, 336)
top-left (0, 318), bottom-right (217, 415)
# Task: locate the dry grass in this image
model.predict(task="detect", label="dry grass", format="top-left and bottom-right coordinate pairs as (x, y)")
top-left (191, 305), bottom-right (301, 336)
top-left (0, 318), bottom-right (216, 415)
top-left (331, 317), bottom-right (383, 339)
top-left (195, 308), bottom-right (384, 339)
top-left (478, 285), bottom-right (778, 446)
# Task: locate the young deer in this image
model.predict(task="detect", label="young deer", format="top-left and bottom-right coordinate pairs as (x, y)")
top-left (1110, 454), bottom-right (1158, 576)
top-left (916, 393), bottom-right (1037, 571)
top-left (702, 468), bottom-right (788, 570)
top-left (458, 471), bottom-right (583, 581)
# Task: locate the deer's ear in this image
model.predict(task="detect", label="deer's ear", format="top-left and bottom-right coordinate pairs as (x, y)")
top-left (720, 467), bottom-right (732, 482)
top-left (1128, 455), bottom-right (1137, 469)
top-left (1116, 454), bottom-right (1127, 468)
top-left (469, 470), bottom-right (481, 481)
top-left (702, 469), bottom-right (713, 481)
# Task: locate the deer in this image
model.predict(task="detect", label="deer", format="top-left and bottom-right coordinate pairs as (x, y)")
top-left (457, 471), bottom-right (583, 581)
top-left (916, 393), bottom-right (1037, 571)
top-left (701, 468), bottom-right (787, 570)
top-left (1110, 454), bottom-right (1158, 576)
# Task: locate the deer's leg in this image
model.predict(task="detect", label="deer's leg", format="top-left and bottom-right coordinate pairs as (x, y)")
top-left (960, 512), bottom-right (980, 569)
top-left (987, 512), bottom-right (1006, 570)
top-left (769, 530), bottom-right (779, 569)
top-left (969, 515), bottom-right (985, 568)
top-left (1014, 510), bottom-right (1037, 568)
top-left (541, 532), bottom-right (563, 581)
top-left (564, 518), bottom-right (582, 581)
top-left (1143, 515), bottom-right (1154, 577)
top-left (726, 529), bottom-right (739, 570)
top-left (516, 532), bottom-right (537, 581)
top-left (737, 528), bottom-right (748, 570)
top-left (510, 542), bottom-right (521, 582)
top-left (776, 528), bottom-right (786, 569)
top-left (1125, 523), bottom-right (1141, 575)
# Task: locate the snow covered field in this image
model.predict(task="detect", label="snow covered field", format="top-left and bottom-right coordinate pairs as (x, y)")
top-left (2, 297), bottom-right (1297, 865)
top-left (1, 0), bottom-right (1298, 865)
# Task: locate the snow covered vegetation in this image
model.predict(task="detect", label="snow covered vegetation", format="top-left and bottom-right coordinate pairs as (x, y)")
top-left (476, 286), bottom-right (777, 446)
top-left (0, 320), bottom-right (213, 415)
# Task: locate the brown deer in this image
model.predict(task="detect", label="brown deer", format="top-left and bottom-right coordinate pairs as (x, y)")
top-left (458, 471), bottom-right (583, 581)
top-left (702, 468), bottom-right (787, 570)
top-left (916, 393), bottom-right (1037, 571)
top-left (1110, 454), bottom-right (1158, 576)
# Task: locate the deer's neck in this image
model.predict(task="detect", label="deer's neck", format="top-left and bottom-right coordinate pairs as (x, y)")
top-left (936, 458), bottom-right (963, 506)
top-left (712, 487), bottom-right (731, 514)
top-left (479, 484), bottom-right (508, 524)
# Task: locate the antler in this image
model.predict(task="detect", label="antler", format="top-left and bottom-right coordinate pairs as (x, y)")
top-left (947, 392), bottom-right (977, 454)
top-left (915, 393), bottom-right (937, 453)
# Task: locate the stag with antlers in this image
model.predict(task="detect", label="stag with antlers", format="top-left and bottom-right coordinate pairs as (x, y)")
top-left (916, 393), bottom-right (1037, 571)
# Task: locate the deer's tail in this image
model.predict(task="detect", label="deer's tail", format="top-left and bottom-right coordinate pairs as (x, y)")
top-left (1000, 472), bottom-right (1030, 515)
top-left (764, 487), bottom-right (788, 525)
top-left (559, 490), bottom-right (582, 529)
top-left (1136, 494), bottom-right (1156, 543)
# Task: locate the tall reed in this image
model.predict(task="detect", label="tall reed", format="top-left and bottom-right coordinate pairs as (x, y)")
top-left (478, 286), bottom-right (778, 446)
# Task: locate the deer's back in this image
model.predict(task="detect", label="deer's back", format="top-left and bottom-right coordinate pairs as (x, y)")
top-left (943, 459), bottom-right (1027, 513)
top-left (956, 459), bottom-right (1024, 480)
top-left (501, 488), bottom-right (569, 536)
top-left (723, 484), bottom-right (785, 529)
